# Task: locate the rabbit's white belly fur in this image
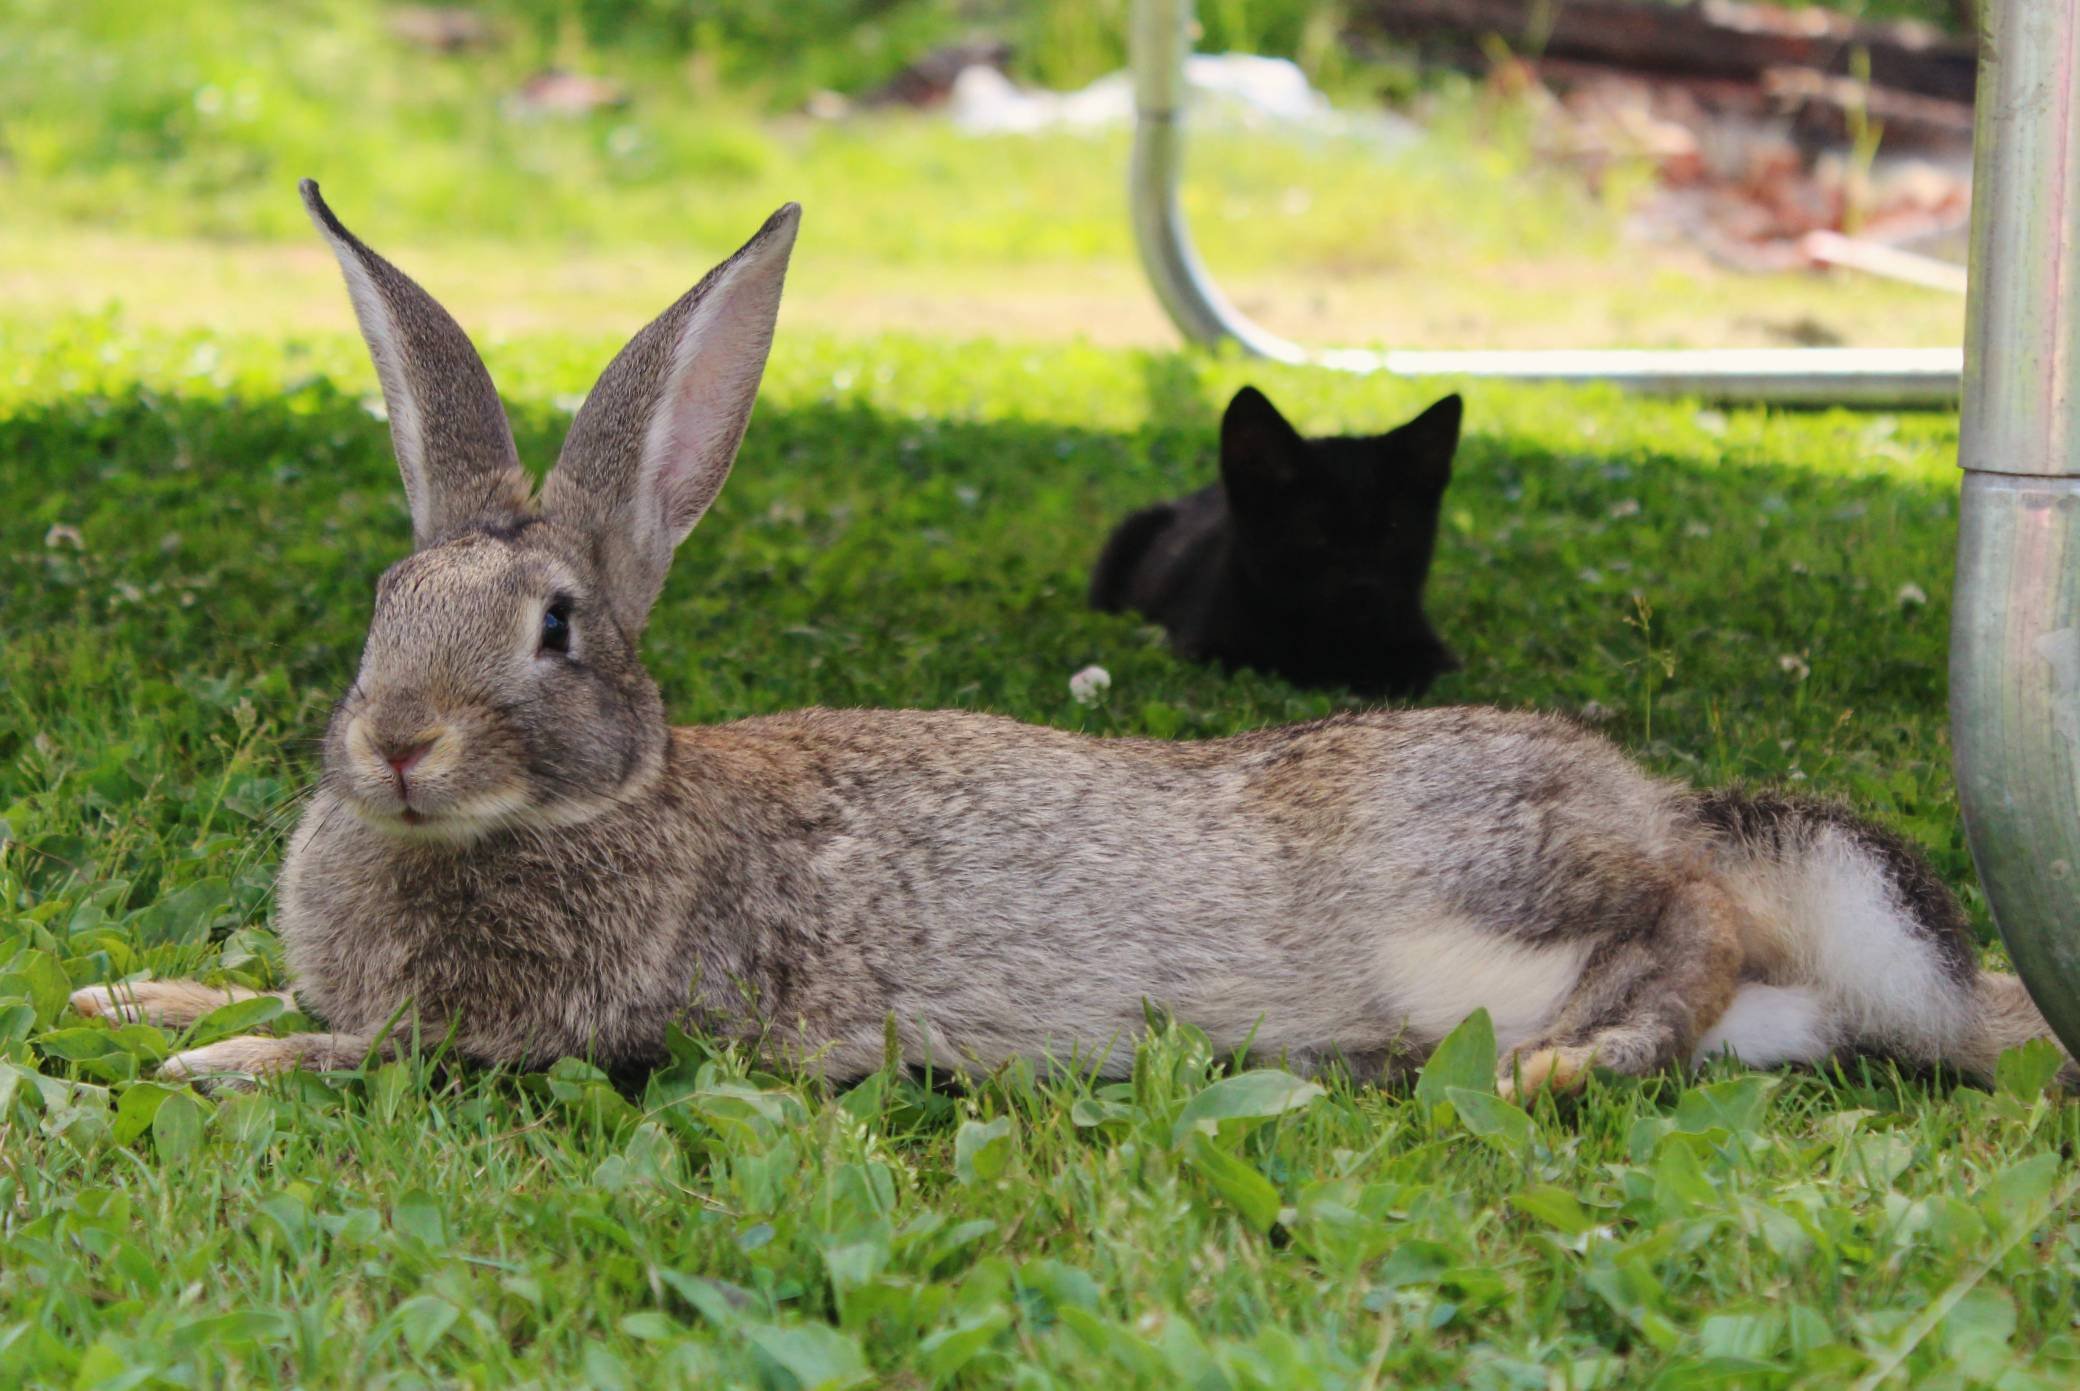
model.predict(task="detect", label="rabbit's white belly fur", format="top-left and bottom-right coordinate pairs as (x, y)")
top-left (1373, 922), bottom-right (1593, 1052)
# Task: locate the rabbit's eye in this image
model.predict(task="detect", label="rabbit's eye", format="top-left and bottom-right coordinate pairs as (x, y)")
top-left (539, 597), bottom-right (573, 657)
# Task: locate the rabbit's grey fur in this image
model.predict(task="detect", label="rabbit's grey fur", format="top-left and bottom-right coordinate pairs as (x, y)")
top-left (73, 184), bottom-right (2070, 1098)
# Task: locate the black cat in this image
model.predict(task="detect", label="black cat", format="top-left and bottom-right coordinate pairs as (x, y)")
top-left (1091, 386), bottom-right (1462, 698)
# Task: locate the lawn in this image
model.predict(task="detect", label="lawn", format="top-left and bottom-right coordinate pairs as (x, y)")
top-left (1, 0), bottom-right (1967, 353)
top-left (6, 306), bottom-right (2078, 1386)
top-left (7, 1), bottom-right (2073, 1386)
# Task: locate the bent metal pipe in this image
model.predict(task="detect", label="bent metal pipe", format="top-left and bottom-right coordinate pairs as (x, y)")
top-left (1125, 0), bottom-right (1964, 406)
top-left (1952, 1), bottom-right (2080, 1056)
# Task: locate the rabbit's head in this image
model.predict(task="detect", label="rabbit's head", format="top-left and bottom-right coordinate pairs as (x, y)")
top-left (301, 180), bottom-right (798, 844)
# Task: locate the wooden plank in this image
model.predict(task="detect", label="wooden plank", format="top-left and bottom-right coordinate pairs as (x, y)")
top-left (1350, 0), bottom-right (1977, 103)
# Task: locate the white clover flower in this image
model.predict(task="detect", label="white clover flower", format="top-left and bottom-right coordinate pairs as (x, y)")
top-left (1068, 664), bottom-right (1112, 706)
top-left (1778, 654), bottom-right (1811, 681)
top-left (1897, 582), bottom-right (1929, 608)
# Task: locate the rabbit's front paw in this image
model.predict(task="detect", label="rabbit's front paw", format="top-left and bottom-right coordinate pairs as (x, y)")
top-left (1497, 1045), bottom-right (1595, 1103)
top-left (161, 1032), bottom-right (376, 1092)
top-left (72, 979), bottom-right (251, 1028)
top-left (161, 1035), bottom-right (306, 1092)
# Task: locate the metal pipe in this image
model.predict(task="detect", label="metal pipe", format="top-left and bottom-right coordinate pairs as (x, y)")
top-left (1130, 0), bottom-right (1303, 362)
top-left (1951, 0), bottom-right (2080, 1056)
top-left (1126, 0), bottom-right (1963, 405)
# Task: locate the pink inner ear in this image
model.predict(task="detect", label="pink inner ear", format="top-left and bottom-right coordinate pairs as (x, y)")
top-left (531, 204), bottom-right (795, 636)
top-left (646, 327), bottom-right (758, 535)
top-left (635, 245), bottom-right (792, 548)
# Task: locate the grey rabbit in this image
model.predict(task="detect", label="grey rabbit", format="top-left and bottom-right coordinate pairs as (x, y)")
top-left (72, 181), bottom-right (2071, 1100)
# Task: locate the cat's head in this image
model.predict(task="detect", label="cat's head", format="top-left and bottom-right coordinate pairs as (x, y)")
top-left (1218, 386), bottom-right (1462, 603)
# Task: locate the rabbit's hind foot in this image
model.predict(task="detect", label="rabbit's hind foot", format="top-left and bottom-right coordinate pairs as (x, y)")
top-left (1496, 1044), bottom-right (1598, 1101)
top-left (1494, 876), bottom-right (1751, 1104)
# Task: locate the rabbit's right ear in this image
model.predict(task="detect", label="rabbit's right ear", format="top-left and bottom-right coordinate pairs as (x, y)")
top-left (300, 180), bottom-right (530, 547)
top-left (543, 204), bottom-right (800, 634)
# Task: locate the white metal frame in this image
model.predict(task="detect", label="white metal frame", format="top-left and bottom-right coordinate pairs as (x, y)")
top-left (1127, 0), bottom-right (1963, 406)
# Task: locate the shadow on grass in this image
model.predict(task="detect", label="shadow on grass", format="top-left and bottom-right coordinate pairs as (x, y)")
top-left (4, 380), bottom-right (1967, 902)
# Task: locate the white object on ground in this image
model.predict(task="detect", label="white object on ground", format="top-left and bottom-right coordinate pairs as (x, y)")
top-left (1068, 664), bottom-right (1112, 705)
top-left (1802, 230), bottom-right (1968, 295)
top-left (947, 54), bottom-right (1417, 148)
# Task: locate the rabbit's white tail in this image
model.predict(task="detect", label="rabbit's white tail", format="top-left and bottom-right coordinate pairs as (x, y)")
top-left (1693, 791), bottom-right (2068, 1082)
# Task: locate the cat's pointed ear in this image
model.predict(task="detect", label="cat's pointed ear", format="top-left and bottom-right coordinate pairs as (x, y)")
top-left (542, 203), bottom-right (799, 634)
top-left (1386, 393), bottom-right (1462, 493)
top-left (1220, 386), bottom-right (1307, 502)
top-left (300, 179), bottom-right (531, 547)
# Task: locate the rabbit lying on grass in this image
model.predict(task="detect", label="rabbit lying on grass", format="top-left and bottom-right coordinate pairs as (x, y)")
top-left (73, 182), bottom-right (2071, 1100)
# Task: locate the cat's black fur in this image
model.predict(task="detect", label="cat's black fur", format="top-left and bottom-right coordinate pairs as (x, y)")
top-left (1091, 386), bottom-right (1462, 698)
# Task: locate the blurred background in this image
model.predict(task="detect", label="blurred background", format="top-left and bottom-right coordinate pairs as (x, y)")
top-left (1, 0), bottom-right (1975, 354)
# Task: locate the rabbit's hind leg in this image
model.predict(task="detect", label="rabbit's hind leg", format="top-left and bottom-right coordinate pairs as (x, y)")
top-left (1498, 877), bottom-right (1748, 1101)
top-left (71, 979), bottom-right (294, 1028)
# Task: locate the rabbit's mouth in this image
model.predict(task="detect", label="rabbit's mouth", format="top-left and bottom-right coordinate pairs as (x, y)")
top-left (351, 792), bottom-right (532, 846)
top-left (382, 806), bottom-right (471, 840)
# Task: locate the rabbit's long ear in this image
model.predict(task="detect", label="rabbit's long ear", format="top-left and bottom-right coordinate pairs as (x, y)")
top-left (542, 204), bottom-right (799, 633)
top-left (301, 180), bottom-right (530, 547)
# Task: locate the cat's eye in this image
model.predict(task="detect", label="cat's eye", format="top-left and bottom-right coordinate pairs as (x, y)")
top-left (539, 596), bottom-right (573, 657)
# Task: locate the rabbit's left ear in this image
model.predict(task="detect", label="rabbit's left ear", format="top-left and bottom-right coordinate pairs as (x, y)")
top-left (300, 180), bottom-right (530, 547)
top-left (543, 203), bottom-right (799, 634)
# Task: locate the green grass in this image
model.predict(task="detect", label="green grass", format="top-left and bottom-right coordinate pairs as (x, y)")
top-left (1, 0), bottom-right (1969, 357)
top-left (0, 2), bottom-right (2025, 1382)
top-left (5, 305), bottom-right (2079, 1388)
top-left (0, 0), bottom-right (1577, 258)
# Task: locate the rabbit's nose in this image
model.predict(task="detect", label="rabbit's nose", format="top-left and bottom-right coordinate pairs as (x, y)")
top-left (383, 740), bottom-right (434, 784)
